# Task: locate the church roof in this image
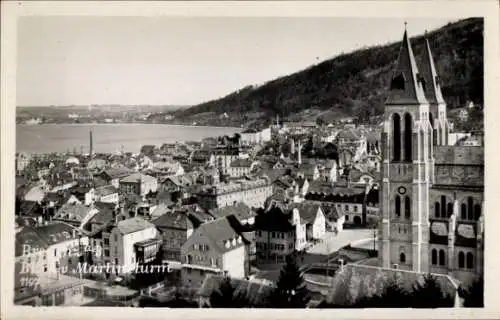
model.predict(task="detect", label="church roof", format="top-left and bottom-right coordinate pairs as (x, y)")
top-left (434, 146), bottom-right (484, 165)
top-left (386, 29), bottom-right (428, 106)
top-left (418, 33), bottom-right (446, 104)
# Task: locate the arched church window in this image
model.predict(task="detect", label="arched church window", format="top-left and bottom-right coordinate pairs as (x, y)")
top-left (390, 73), bottom-right (405, 90)
top-left (466, 252), bottom-right (474, 269)
top-left (404, 113), bottom-right (413, 162)
top-left (439, 250), bottom-right (446, 266)
top-left (400, 252), bottom-right (406, 264)
top-left (431, 249), bottom-right (437, 265)
top-left (461, 203), bottom-right (467, 220)
top-left (392, 114), bottom-right (401, 161)
top-left (395, 195), bottom-right (401, 217)
top-left (441, 196), bottom-right (446, 218)
top-left (404, 196), bottom-right (411, 219)
top-left (458, 251), bottom-right (465, 268)
top-left (434, 202), bottom-right (440, 218)
top-left (467, 197), bottom-right (474, 220)
top-left (474, 204), bottom-right (481, 220)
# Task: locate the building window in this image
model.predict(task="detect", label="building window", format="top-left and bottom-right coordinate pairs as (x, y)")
top-left (434, 202), bottom-right (440, 218)
top-left (392, 114), bottom-right (401, 161)
top-left (404, 196), bottom-right (411, 219)
top-left (114, 234), bottom-right (118, 242)
top-left (399, 252), bottom-right (406, 264)
top-left (466, 252), bottom-right (474, 269)
top-left (395, 195), bottom-right (401, 217)
top-left (461, 204), bottom-right (467, 220)
top-left (439, 249), bottom-right (446, 266)
top-left (43, 265), bottom-right (48, 272)
top-left (404, 113), bottom-right (413, 162)
top-left (345, 205), bottom-right (349, 211)
top-left (104, 238), bottom-right (109, 245)
top-left (474, 204), bottom-right (481, 220)
top-left (467, 197), bottom-right (474, 220)
top-left (431, 249), bottom-right (437, 265)
top-left (345, 215), bottom-right (349, 221)
top-left (54, 249), bottom-right (57, 257)
top-left (104, 249), bottom-right (110, 257)
top-left (458, 251), bottom-right (465, 268)
top-left (353, 205), bottom-right (358, 212)
top-left (441, 196), bottom-right (446, 218)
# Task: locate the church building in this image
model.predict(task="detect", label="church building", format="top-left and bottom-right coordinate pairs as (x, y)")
top-left (378, 27), bottom-right (484, 287)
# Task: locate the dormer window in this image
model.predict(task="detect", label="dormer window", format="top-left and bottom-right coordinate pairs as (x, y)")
top-left (390, 74), bottom-right (405, 90)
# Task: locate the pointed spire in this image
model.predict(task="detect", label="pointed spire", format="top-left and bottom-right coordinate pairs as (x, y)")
top-left (419, 31), bottom-right (446, 104)
top-left (386, 26), bottom-right (428, 105)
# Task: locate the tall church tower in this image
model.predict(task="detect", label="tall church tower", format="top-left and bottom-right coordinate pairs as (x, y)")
top-left (419, 31), bottom-right (449, 147)
top-left (379, 27), bottom-right (432, 272)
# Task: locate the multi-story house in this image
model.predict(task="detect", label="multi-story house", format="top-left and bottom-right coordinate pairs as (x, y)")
top-left (227, 158), bottom-right (255, 178)
top-left (108, 217), bottom-right (161, 275)
top-left (378, 28), bottom-right (484, 287)
top-left (152, 212), bottom-right (194, 263)
top-left (99, 168), bottom-right (135, 189)
top-left (306, 182), bottom-right (367, 226)
top-left (255, 205), bottom-right (307, 263)
top-left (196, 177), bottom-right (272, 210)
top-left (289, 202), bottom-right (326, 241)
top-left (119, 173), bottom-right (158, 197)
top-left (180, 217), bottom-right (248, 288)
top-left (15, 222), bottom-right (89, 277)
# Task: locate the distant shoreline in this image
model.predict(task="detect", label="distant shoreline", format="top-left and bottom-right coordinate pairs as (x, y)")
top-left (16, 123), bottom-right (243, 130)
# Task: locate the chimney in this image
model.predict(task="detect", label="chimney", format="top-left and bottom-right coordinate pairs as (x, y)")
top-left (338, 258), bottom-right (344, 272)
top-left (89, 129), bottom-right (94, 158)
top-left (297, 140), bottom-right (302, 165)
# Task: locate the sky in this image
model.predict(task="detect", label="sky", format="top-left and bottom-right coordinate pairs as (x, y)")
top-left (17, 16), bottom-right (457, 107)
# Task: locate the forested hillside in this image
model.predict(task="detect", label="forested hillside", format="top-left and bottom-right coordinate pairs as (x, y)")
top-left (175, 18), bottom-right (483, 127)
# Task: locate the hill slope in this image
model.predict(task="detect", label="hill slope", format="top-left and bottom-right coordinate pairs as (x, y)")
top-left (175, 18), bottom-right (483, 127)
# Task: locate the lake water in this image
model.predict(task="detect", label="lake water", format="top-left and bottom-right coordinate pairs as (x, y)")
top-left (16, 124), bottom-right (242, 154)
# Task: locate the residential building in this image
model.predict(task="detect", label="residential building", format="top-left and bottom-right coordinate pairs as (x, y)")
top-left (108, 217), bottom-right (161, 275)
top-left (152, 212), bottom-right (194, 263)
top-left (119, 173), bottom-right (158, 197)
top-left (180, 217), bottom-right (249, 288)
top-left (228, 158), bottom-right (255, 178)
top-left (53, 203), bottom-right (99, 229)
top-left (289, 202), bottom-right (326, 240)
top-left (255, 205), bottom-right (307, 263)
top-left (196, 177), bottom-right (272, 210)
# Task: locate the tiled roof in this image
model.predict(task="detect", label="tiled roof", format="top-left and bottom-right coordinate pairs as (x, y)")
top-left (434, 146), bottom-right (484, 165)
top-left (152, 211), bottom-right (190, 230)
top-left (120, 172), bottom-right (156, 183)
top-left (326, 264), bottom-right (459, 306)
top-left (230, 158), bottom-right (253, 168)
top-left (54, 203), bottom-right (95, 222)
top-left (90, 202), bottom-right (116, 225)
top-left (102, 168), bottom-right (135, 180)
top-left (288, 202), bottom-right (321, 224)
top-left (16, 222), bottom-right (83, 256)
top-left (95, 185), bottom-right (118, 197)
top-left (385, 30), bottom-right (428, 105)
top-left (255, 206), bottom-right (296, 232)
top-left (116, 217), bottom-right (155, 235)
top-left (192, 217), bottom-right (244, 254)
top-left (208, 202), bottom-right (256, 222)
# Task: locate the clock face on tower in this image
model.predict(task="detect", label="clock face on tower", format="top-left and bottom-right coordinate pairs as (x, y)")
top-left (398, 186), bottom-right (406, 195)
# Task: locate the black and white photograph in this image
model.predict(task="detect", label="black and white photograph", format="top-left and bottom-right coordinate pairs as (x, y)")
top-left (2, 1), bottom-right (498, 317)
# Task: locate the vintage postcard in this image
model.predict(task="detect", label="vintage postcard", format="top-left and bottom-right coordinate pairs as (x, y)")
top-left (1, 1), bottom-right (499, 319)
